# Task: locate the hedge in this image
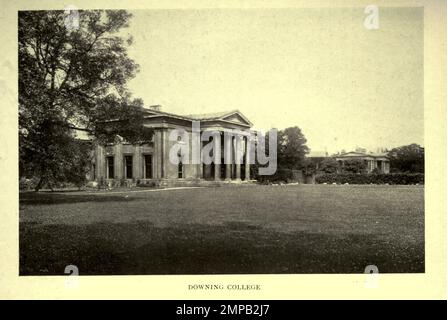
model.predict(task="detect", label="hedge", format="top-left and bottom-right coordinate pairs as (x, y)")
top-left (315, 173), bottom-right (424, 185)
top-left (19, 177), bottom-right (82, 190)
top-left (256, 168), bottom-right (305, 184)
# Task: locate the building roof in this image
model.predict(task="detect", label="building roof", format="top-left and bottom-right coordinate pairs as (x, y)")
top-left (307, 151), bottom-right (329, 158)
top-left (336, 151), bottom-right (389, 159)
top-left (143, 107), bottom-right (252, 127)
top-left (184, 110), bottom-right (240, 120)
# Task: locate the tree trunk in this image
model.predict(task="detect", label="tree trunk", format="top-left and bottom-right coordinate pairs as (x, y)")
top-left (34, 176), bottom-right (44, 192)
top-left (47, 180), bottom-right (54, 192)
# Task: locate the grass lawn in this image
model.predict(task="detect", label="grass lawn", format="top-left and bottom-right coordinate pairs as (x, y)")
top-left (19, 184), bottom-right (424, 274)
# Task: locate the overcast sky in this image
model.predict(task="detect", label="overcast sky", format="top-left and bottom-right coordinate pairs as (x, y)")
top-left (124, 7), bottom-right (423, 154)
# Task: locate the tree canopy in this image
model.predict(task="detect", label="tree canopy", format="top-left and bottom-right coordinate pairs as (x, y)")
top-left (19, 10), bottom-right (152, 190)
top-left (388, 144), bottom-right (424, 173)
top-left (277, 126), bottom-right (309, 170)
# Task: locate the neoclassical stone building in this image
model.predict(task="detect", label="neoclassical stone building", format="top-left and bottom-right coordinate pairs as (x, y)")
top-left (92, 107), bottom-right (254, 186)
top-left (335, 151), bottom-right (390, 173)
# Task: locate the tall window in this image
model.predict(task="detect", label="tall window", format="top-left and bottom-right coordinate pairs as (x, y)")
top-left (178, 161), bottom-right (184, 178)
top-left (144, 155), bottom-right (152, 179)
top-left (125, 156), bottom-right (133, 179)
top-left (220, 163), bottom-right (225, 178)
top-left (107, 156), bottom-right (114, 179)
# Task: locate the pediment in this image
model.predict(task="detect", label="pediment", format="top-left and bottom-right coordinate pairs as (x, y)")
top-left (143, 109), bottom-right (162, 117)
top-left (220, 111), bottom-right (252, 126)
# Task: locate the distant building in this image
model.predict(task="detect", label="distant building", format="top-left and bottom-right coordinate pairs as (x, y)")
top-left (334, 151), bottom-right (390, 173)
top-left (306, 148), bottom-right (391, 174)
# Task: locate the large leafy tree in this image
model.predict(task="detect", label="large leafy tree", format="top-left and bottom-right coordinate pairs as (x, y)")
top-left (388, 144), bottom-right (424, 173)
top-left (19, 10), bottom-right (152, 190)
top-left (277, 126), bottom-right (309, 170)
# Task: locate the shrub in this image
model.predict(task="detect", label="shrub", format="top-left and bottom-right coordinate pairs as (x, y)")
top-left (315, 173), bottom-right (424, 185)
top-left (137, 181), bottom-right (158, 188)
top-left (98, 177), bottom-right (106, 189)
top-left (256, 168), bottom-right (304, 184)
top-left (19, 177), bottom-right (40, 190)
top-left (319, 158), bottom-right (339, 174)
top-left (340, 159), bottom-right (367, 173)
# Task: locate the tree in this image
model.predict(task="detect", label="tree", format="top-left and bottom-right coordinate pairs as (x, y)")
top-left (63, 140), bottom-right (94, 190)
top-left (19, 10), bottom-right (152, 190)
top-left (388, 144), bottom-right (424, 173)
top-left (277, 126), bottom-right (309, 170)
top-left (319, 158), bottom-right (339, 174)
top-left (341, 159), bottom-right (367, 173)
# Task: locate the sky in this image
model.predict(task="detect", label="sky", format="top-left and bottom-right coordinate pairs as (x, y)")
top-left (123, 7), bottom-right (423, 154)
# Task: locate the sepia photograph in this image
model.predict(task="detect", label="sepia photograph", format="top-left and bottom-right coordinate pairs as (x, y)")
top-left (17, 5), bottom-right (424, 277)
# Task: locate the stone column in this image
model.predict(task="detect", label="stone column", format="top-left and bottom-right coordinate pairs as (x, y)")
top-left (198, 139), bottom-right (204, 179)
top-left (133, 145), bottom-right (141, 179)
top-left (161, 129), bottom-right (166, 178)
top-left (225, 133), bottom-right (232, 180)
top-left (235, 165), bottom-right (241, 180)
top-left (96, 144), bottom-right (105, 181)
top-left (245, 136), bottom-right (250, 181)
top-left (235, 135), bottom-right (242, 180)
top-left (115, 143), bottom-right (123, 179)
top-left (154, 130), bottom-right (163, 179)
top-left (204, 164), bottom-right (212, 179)
top-left (214, 132), bottom-right (221, 181)
top-left (194, 132), bottom-right (202, 179)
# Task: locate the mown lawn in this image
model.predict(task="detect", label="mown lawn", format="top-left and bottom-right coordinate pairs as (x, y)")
top-left (19, 184), bottom-right (424, 274)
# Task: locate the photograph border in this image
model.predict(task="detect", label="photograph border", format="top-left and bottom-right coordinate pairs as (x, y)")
top-left (1, 0), bottom-right (445, 299)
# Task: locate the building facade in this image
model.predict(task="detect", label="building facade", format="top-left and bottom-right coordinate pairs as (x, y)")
top-left (92, 108), bottom-right (253, 186)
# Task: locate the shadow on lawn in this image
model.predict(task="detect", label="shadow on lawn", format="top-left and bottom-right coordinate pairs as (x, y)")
top-left (20, 220), bottom-right (424, 275)
top-left (19, 192), bottom-right (136, 205)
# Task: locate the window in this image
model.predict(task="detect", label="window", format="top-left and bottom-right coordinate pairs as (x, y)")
top-left (107, 156), bottom-right (114, 179)
top-left (178, 161), bottom-right (184, 178)
top-left (377, 160), bottom-right (383, 173)
top-left (125, 156), bottom-right (133, 179)
top-left (144, 155), bottom-right (152, 179)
